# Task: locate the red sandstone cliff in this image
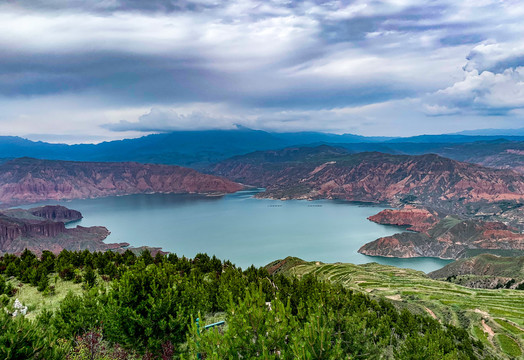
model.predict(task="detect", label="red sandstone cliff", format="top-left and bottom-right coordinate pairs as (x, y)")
top-left (0, 158), bottom-right (243, 205)
top-left (0, 215), bottom-right (65, 251)
top-left (368, 207), bottom-right (440, 233)
top-left (0, 206), bottom-right (126, 255)
top-left (359, 216), bottom-right (524, 259)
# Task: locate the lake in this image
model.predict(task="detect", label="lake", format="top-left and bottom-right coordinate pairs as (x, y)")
top-left (27, 189), bottom-right (452, 272)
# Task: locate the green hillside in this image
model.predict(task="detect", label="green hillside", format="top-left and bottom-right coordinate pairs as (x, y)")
top-left (266, 257), bottom-right (524, 359)
top-left (0, 250), bottom-right (490, 359)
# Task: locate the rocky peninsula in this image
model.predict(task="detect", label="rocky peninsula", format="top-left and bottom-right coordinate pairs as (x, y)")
top-left (0, 205), bottom-right (127, 255)
top-left (359, 213), bottom-right (524, 259)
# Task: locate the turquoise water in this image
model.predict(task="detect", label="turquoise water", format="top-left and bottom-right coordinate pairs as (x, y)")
top-left (26, 190), bottom-right (452, 272)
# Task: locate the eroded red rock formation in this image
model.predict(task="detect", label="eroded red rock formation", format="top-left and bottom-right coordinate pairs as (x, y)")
top-left (367, 207), bottom-right (440, 234)
top-left (0, 206), bottom-right (127, 256)
top-left (0, 158), bottom-right (243, 206)
top-left (211, 148), bottom-right (524, 210)
top-left (359, 216), bottom-right (524, 259)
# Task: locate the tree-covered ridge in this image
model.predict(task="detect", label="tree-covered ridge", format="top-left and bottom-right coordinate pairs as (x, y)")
top-left (0, 250), bottom-right (488, 359)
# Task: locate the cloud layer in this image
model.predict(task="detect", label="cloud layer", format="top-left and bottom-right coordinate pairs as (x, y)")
top-left (0, 0), bottom-right (523, 142)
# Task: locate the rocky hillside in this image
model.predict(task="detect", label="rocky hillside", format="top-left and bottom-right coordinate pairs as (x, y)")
top-left (211, 146), bottom-right (524, 212)
top-left (359, 216), bottom-right (524, 259)
top-left (429, 254), bottom-right (524, 279)
top-left (428, 254), bottom-right (524, 289)
top-left (0, 205), bottom-right (126, 255)
top-left (0, 158), bottom-right (243, 205)
top-left (367, 207), bottom-right (440, 233)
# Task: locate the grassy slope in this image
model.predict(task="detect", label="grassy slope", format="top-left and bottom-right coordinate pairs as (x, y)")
top-left (5, 258), bottom-right (524, 358)
top-left (271, 258), bottom-right (524, 359)
top-left (6, 275), bottom-right (84, 320)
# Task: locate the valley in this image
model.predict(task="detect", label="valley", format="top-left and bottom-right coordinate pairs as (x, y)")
top-left (4, 1), bottom-right (524, 357)
top-left (209, 145), bottom-right (524, 261)
top-left (20, 190), bottom-right (452, 272)
top-left (1, 144), bottom-right (523, 267)
top-left (0, 137), bottom-right (523, 360)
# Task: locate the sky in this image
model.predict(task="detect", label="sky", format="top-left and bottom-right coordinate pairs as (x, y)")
top-left (0, 0), bottom-right (523, 143)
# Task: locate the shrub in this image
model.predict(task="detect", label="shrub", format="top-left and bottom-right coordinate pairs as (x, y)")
top-left (0, 275), bottom-right (6, 294)
top-left (37, 274), bottom-right (49, 292)
top-left (5, 262), bottom-right (17, 277)
top-left (0, 310), bottom-right (68, 359)
top-left (59, 266), bottom-right (75, 281)
top-left (83, 267), bottom-right (97, 288)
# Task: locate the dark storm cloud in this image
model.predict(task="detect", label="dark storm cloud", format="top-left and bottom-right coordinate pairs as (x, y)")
top-left (6, 0), bottom-right (222, 13)
top-left (0, 50), bottom-right (231, 103)
top-left (0, 1), bottom-right (415, 108)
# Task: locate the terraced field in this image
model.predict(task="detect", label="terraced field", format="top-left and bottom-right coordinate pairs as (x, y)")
top-left (268, 258), bottom-right (524, 359)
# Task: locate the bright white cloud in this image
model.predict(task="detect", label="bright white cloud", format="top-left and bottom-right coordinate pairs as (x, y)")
top-left (104, 106), bottom-right (241, 132)
top-left (464, 42), bottom-right (524, 72)
top-left (425, 67), bottom-right (524, 114)
top-left (284, 39), bottom-right (469, 91)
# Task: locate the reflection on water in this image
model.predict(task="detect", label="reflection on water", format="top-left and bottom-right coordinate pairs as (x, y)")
top-left (24, 190), bottom-right (452, 272)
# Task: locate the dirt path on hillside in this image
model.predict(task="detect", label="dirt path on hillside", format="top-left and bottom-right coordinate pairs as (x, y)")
top-left (424, 307), bottom-right (438, 320)
top-left (481, 319), bottom-right (495, 341)
top-left (476, 309), bottom-right (495, 342)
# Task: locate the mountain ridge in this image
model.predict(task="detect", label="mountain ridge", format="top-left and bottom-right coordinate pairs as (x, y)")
top-left (0, 157), bottom-right (242, 206)
top-left (210, 146), bottom-right (524, 213)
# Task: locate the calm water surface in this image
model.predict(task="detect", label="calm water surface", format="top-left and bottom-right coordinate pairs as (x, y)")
top-left (27, 190), bottom-right (452, 272)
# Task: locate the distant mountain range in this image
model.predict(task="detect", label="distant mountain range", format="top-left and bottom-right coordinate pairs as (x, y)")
top-left (454, 127), bottom-right (524, 136)
top-left (1, 128), bottom-right (524, 170)
top-left (0, 129), bottom-right (391, 167)
top-left (336, 140), bottom-right (524, 174)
